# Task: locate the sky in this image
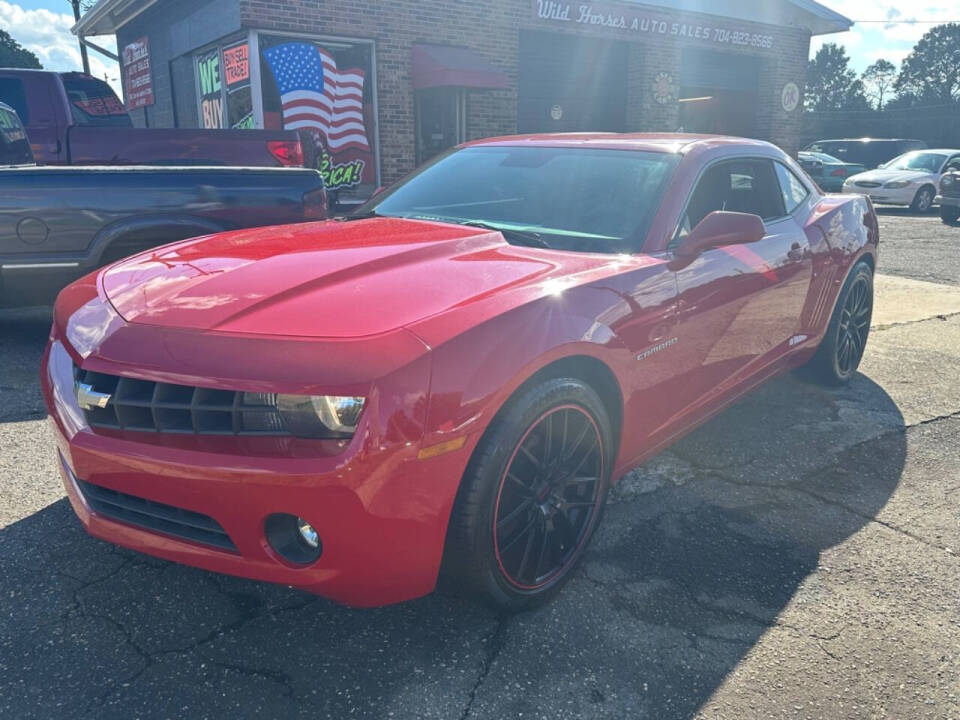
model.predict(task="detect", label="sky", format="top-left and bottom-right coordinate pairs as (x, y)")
top-left (1, 0), bottom-right (959, 94)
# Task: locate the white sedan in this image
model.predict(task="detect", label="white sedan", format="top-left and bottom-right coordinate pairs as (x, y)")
top-left (842, 149), bottom-right (960, 212)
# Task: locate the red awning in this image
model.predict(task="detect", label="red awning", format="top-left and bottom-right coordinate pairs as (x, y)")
top-left (412, 44), bottom-right (508, 91)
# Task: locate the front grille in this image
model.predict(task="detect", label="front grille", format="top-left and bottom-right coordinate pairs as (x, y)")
top-left (942, 177), bottom-right (960, 198)
top-left (77, 478), bottom-right (237, 552)
top-left (855, 181), bottom-right (882, 188)
top-left (75, 367), bottom-right (289, 436)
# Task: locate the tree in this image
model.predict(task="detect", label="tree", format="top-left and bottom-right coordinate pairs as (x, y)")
top-left (863, 59), bottom-right (897, 110)
top-left (896, 23), bottom-right (960, 104)
top-left (806, 43), bottom-right (869, 111)
top-left (0, 29), bottom-right (42, 69)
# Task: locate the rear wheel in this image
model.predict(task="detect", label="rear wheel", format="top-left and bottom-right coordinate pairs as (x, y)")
top-left (910, 185), bottom-right (936, 213)
top-left (441, 377), bottom-right (612, 612)
top-left (805, 261), bottom-right (873, 386)
top-left (941, 205), bottom-right (960, 225)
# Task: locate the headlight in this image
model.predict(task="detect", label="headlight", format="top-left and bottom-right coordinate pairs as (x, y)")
top-left (885, 180), bottom-right (912, 189)
top-left (241, 392), bottom-right (366, 439)
top-left (943, 176), bottom-right (954, 186)
top-left (277, 394), bottom-right (366, 438)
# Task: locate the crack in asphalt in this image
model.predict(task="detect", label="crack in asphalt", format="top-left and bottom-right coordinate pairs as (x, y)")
top-left (50, 554), bottom-right (320, 712)
top-left (872, 309), bottom-right (960, 332)
top-left (459, 614), bottom-right (509, 720)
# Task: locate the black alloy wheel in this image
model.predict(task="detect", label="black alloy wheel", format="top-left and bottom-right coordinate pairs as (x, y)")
top-left (941, 205), bottom-right (960, 225)
top-left (805, 261), bottom-right (874, 386)
top-left (492, 405), bottom-right (603, 590)
top-left (441, 377), bottom-right (612, 611)
top-left (835, 273), bottom-right (872, 376)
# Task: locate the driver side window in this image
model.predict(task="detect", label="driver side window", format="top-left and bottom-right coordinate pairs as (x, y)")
top-left (674, 158), bottom-right (784, 246)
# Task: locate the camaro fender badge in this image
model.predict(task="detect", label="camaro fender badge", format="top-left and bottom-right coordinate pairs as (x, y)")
top-left (637, 337), bottom-right (678, 361)
top-left (75, 382), bottom-right (111, 411)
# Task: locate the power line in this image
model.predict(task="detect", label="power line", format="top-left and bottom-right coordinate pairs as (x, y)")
top-left (850, 19), bottom-right (960, 23)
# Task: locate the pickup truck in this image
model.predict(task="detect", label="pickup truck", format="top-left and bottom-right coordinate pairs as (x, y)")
top-left (0, 68), bottom-right (306, 168)
top-left (938, 157), bottom-right (960, 225)
top-left (0, 102), bottom-right (326, 307)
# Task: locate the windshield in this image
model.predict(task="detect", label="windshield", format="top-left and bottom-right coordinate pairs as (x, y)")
top-left (61, 74), bottom-right (133, 128)
top-left (884, 152), bottom-right (948, 173)
top-left (361, 146), bottom-right (680, 253)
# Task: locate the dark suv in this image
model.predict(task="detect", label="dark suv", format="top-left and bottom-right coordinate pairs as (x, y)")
top-left (803, 139), bottom-right (927, 170)
top-left (938, 157), bottom-right (960, 225)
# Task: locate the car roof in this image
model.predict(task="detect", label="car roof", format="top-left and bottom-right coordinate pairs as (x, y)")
top-left (460, 132), bottom-right (776, 155)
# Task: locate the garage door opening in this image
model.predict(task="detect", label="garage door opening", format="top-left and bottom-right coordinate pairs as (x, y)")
top-left (678, 48), bottom-right (761, 137)
top-left (518, 30), bottom-right (627, 134)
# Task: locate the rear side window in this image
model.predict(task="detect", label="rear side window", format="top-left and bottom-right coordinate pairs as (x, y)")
top-left (774, 163), bottom-right (810, 212)
top-left (0, 104), bottom-right (33, 165)
top-left (0, 78), bottom-right (29, 124)
top-left (60, 74), bottom-right (133, 127)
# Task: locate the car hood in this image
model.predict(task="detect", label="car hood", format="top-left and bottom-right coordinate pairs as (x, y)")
top-left (100, 218), bottom-right (596, 339)
top-left (848, 169), bottom-right (934, 184)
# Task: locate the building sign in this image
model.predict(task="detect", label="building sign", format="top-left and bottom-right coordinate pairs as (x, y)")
top-left (781, 82), bottom-right (800, 112)
top-left (223, 41), bottom-right (253, 130)
top-left (196, 49), bottom-right (223, 128)
top-left (263, 40), bottom-right (376, 193)
top-left (122, 36), bottom-right (154, 110)
top-left (532, 1), bottom-right (775, 50)
top-left (652, 72), bottom-right (675, 104)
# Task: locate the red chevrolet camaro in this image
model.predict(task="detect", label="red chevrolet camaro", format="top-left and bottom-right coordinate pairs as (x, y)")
top-left (43, 134), bottom-right (878, 610)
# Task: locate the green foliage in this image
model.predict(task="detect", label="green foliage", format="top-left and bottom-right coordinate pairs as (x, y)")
top-left (862, 59), bottom-right (897, 110)
top-left (806, 44), bottom-right (870, 111)
top-left (0, 29), bottom-right (42, 69)
top-left (896, 23), bottom-right (960, 104)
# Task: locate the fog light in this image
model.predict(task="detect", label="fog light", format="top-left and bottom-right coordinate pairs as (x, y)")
top-left (297, 518), bottom-right (319, 548)
top-left (265, 513), bottom-right (322, 565)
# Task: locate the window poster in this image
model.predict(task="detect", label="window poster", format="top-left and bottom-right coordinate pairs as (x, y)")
top-left (196, 49), bottom-right (223, 129)
top-left (261, 36), bottom-right (377, 200)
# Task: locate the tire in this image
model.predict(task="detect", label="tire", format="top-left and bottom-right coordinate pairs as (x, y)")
top-left (805, 261), bottom-right (874, 386)
top-left (910, 185), bottom-right (936, 213)
top-left (441, 377), bottom-right (613, 612)
top-left (941, 205), bottom-right (960, 225)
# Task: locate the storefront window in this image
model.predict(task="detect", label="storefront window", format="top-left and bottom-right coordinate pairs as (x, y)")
top-left (259, 34), bottom-right (379, 204)
top-left (195, 39), bottom-right (254, 130)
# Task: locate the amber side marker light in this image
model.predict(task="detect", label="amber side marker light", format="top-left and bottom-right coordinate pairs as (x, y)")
top-left (417, 436), bottom-right (467, 460)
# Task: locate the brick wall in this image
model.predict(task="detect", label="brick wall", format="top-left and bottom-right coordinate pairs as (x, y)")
top-left (239, 0), bottom-right (811, 182)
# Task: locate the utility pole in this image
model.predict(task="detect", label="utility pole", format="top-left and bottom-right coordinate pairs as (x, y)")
top-left (70, 0), bottom-right (91, 75)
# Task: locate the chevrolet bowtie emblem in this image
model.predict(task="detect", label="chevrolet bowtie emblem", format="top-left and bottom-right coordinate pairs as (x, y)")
top-left (75, 382), bottom-right (111, 411)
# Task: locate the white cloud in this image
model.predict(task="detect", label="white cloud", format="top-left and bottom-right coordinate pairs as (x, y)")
top-left (0, 1), bottom-right (121, 94)
top-left (813, 0), bottom-right (959, 72)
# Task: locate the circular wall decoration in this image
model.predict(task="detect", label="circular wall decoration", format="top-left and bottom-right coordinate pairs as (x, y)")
top-left (652, 72), bottom-right (676, 105)
top-left (781, 82), bottom-right (801, 113)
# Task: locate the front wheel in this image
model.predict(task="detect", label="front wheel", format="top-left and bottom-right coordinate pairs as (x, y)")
top-left (441, 377), bottom-right (613, 612)
top-left (805, 261), bottom-right (874, 386)
top-left (910, 185), bottom-right (936, 213)
top-left (941, 204), bottom-right (960, 225)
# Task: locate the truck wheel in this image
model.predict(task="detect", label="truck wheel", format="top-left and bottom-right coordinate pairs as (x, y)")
top-left (910, 186), bottom-right (935, 213)
top-left (941, 205), bottom-right (960, 225)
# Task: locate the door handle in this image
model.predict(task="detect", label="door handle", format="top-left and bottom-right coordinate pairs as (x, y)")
top-left (787, 243), bottom-right (805, 262)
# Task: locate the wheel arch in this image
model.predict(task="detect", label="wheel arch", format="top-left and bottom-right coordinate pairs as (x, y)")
top-left (87, 215), bottom-right (231, 268)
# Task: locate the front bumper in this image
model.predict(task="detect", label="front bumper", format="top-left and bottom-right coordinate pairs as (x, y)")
top-left (43, 315), bottom-right (474, 608)
top-left (843, 185), bottom-right (917, 206)
top-left (936, 195), bottom-right (960, 208)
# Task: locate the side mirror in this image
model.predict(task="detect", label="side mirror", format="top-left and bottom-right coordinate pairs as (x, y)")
top-left (675, 211), bottom-right (766, 259)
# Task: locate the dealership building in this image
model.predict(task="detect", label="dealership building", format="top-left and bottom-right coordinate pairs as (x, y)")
top-left (74, 0), bottom-right (851, 202)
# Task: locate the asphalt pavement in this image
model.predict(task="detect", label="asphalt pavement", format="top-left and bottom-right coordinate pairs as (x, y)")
top-left (1, 210), bottom-right (958, 719)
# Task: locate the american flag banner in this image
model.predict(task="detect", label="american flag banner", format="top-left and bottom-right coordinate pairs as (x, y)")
top-left (264, 42), bottom-right (370, 153)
